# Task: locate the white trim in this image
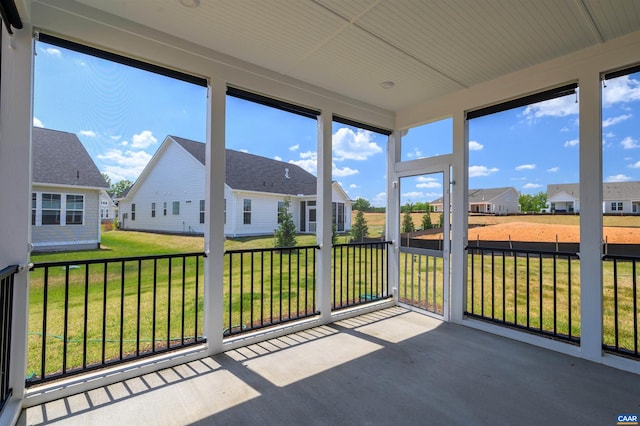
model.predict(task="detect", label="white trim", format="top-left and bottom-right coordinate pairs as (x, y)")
top-left (31, 239), bottom-right (99, 248)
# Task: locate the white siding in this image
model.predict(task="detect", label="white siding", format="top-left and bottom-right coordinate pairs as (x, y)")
top-left (120, 142), bottom-right (205, 234)
top-left (31, 185), bottom-right (101, 252)
top-left (491, 189), bottom-right (519, 215)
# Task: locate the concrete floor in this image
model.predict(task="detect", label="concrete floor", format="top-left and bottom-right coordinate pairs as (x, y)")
top-left (18, 307), bottom-right (640, 425)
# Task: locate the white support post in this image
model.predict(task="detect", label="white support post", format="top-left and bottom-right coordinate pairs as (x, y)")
top-left (578, 72), bottom-right (603, 363)
top-left (317, 111), bottom-right (333, 322)
top-left (204, 79), bottom-right (226, 355)
top-left (450, 110), bottom-right (468, 324)
top-left (386, 131), bottom-right (401, 302)
top-left (0, 22), bottom-right (33, 426)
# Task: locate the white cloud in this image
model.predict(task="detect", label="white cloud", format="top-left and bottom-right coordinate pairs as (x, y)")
top-left (349, 184), bottom-right (358, 189)
top-left (603, 75), bottom-right (640, 106)
top-left (406, 147), bottom-right (423, 158)
top-left (289, 144), bottom-right (299, 151)
top-left (564, 139), bottom-right (579, 147)
top-left (468, 140), bottom-right (483, 151)
top-left (515, 164), bottom-right (535, 171)
top-left (289, 150), bottom-right (358, 177)
top-left (523, 183), bottom-right (543, 189)
top-left (240, 149), bottom-right (249, 153)
top-left (621, 136), bottom-right (640, 149)
top-left (402, 191), bottom-right (426, 199)
top-left (121, 141), bottom-right (129, 147)
top-left (79, 130), bottom-right (97, 137)
top-left (41, 47), bottom-right (62, 58)
top-left (603, 114), bottom-right (632, 128)
top-left (416, 177), bottom-right (441, 189)
top-left (560, 127), bottom-right (569, 132)
top-left (469, 165), bottom-right (499, 177)
top-left (523, 94), bottom-right (578, 120)
top-left (33, 117), bottom-right (43, 128)
top-left (630, 161), bottom-right (640, 169)
top-left (111, 135), bottom-right (122, 141)
top-left (371, 192), bottom-right (386, 207)
top-left (606, 174), bottom-right (632, 182)
top-left (131, 130), bottom-right (158, 149)
top-left (333, 128), bottom-right (382, 161)
top-left (332, 164), bottom-right (359, 177)
top-left (605, 132), bottom-right (615, 139)
top-left (547, 166), bottom-right (559, 172)
top-left (274, 155), bottom-right (283, 161)
top-left (97, 149), bottom-right (152, 181)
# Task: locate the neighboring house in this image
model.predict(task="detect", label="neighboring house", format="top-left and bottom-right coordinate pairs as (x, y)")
top-left (99, 190), bottom-right (117, 223)
top-left (431, 187), bottom-right (519, 214)
top-left (546, 182), bottom-right (640, 214)
top-left (118, 136), bottom-right (352, 236)
top-left (31, 128), bottom-right (110, 252)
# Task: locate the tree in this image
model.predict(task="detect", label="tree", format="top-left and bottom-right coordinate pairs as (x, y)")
top-left (519, 191), bottom-right (547, 213)
top-left (110, 179), bottom-right (133, 198)
top-left (352, 197), bottom-right (372, 212)
top-left (275, 198), bottom-right (296, 247)
top-left (402, 209), bottom-right (415, 233)
top-left (350, 210), bottom-right (369, 242)
top-left (421, 213), bottom-right (432, 230)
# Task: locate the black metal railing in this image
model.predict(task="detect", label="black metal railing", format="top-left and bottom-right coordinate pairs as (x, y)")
top-left (27, 253), bottom-right (206, 386)
top-left (466, 246), bottom-right (580, 344)
top-left (398, 247), bottom-right (444, 315)
top-left (332, 241), bottom-right (391, 310)
top-left (1, 265), bottom-right (18, 415)
top-left (603, 254), bottom-right (640, 359)
top-left (224, 246), bottom-right (319, 336)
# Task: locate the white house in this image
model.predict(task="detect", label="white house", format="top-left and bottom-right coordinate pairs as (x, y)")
top-left (31, 128), bottom-right (109, 252)
top-left (547, 182), bottom-right (640, 214)
top-left (118, 136), bottom-right (352, 236)
top-left (99, 190), bottom-right (117, 224)
top-left (431, 187), bottom-right (520, 214)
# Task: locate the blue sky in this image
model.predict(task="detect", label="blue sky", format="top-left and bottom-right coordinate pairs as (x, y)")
top-left (34, 41), bottom-right (640, 207)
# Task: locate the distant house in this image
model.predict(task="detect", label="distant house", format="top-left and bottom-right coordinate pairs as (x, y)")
top-left (118, 136), bottom-right (352, 236)
top-left (31, 128), bottom-right (109, 252)
top-left (546, 182), bottom-right (640, 214)
top-left (431, 187), bottom-right (519, 214)
top-left (99, 191), bottom-right (117, 223)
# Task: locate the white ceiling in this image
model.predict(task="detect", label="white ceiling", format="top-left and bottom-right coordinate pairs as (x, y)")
top-left (36, 0), bottom-right (640, 112)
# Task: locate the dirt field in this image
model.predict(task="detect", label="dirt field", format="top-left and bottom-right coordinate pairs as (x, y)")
top-left (419, 221), bottom-right (640, 244)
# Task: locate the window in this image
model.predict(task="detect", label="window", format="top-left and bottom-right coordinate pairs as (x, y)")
top-left (243, 199), bottom-right (251, 225)
top-left (66, 195), bottom-right (84, 225)
top-left (277, 201), bottom-right (285, 224)
top-left (131, 203), bottom-right (136, 221)
top-left (105, 209), bottom-right (109, 219)
top-left (199, 199), bottom-right (205, 224)
top-left (151, 202), bottom-right (156, 218)
top-left (42, 193), bottom-right (61, 225)
top-left (163, 202), bottom-right (167, 216)
top-left (172, 201), bottom-right (180, 215)
top-left (32, 193), bottom-right (37, 226)
top-left (611, 201), bottom-right (623, 211)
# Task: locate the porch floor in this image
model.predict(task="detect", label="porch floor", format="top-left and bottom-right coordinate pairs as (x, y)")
top-left (18, 307), bottom-right (640, 425)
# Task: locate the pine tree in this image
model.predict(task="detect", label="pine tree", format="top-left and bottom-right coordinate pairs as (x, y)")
top-left (402, 210), bottom-right (415, 233)
top-left (421, 213), bottom-right (432, 230)
top-left (275, 198), bottom-right (296, 247)
top-left (350, 210), bottom-right (369, 242)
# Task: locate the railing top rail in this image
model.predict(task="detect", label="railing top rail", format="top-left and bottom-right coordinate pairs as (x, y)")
top-left (603, 253), bottom-right (640, 261)
top-left (0, 264), bottom-right (19, 280)
top-left (225, 245), bottom-right (320, 255)
top-left (30, 251), bottom-right (207, 269)
top-left (465, 245), bottom-right (578, 257)
top-left (333, 241), bottom-right (392, 248)
top-left (400, 246), bottom-right (443, 257)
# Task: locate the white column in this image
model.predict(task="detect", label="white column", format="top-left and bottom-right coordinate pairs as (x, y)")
top-left (317, 111), bottom-right (333, 322)
top-left (0, 22), bottom-right (33, 425)
top-left (204, 80), bottom-right (226, 355)
top-left (450, 110), bottom-right (468, 323)
top-left (578, 73), bottom-right (603, 362)
top-left (386, 131), bottom-right (401, 301)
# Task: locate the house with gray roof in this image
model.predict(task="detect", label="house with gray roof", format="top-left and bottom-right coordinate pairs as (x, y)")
top-left (31, 128), bottom-right (110, 252)
top-left (118, 136), bottom-right (352, 236)
top-left (431, 187), bottom-right (519, 215)
top-left (546, 182), bottom-right (640, 214)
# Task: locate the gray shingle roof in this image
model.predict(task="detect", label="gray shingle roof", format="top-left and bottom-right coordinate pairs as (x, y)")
top-left (548, 182), bottom-right (640, 200)
top-left (32, 128), bottom-right (109, 189)
top-left (171, 136), bottom-right (318, 196)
